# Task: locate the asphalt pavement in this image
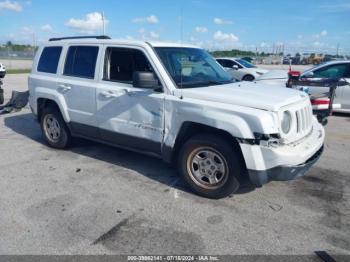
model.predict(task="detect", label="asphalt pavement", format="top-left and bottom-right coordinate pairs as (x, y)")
top-left (0, 74), bottom-right (349, 256)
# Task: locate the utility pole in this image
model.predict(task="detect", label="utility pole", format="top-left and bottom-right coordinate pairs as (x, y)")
top-left (336, 43), bottom-right (340, 57)
top-left (102, 12), bottom-right (106, 35)
top-left (32, 32), bottom-right (36, 58)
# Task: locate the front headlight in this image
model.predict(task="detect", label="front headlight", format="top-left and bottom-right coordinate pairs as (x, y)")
top-left (256, 71), bottom-right (264, 75)
top-left (281, 111), bottom-right (292, 134)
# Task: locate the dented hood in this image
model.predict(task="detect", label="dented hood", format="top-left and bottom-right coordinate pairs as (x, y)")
top-left (179, 81), bottom-right (307, 112)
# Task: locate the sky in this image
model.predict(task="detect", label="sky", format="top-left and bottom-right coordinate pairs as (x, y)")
top-left (0, 0), bottom-right (350, 54)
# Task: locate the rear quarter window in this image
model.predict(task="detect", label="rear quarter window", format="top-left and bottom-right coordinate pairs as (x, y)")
top-left (63, 46), bottom-right (99, 79)
top-left (37, 46), bottom-right (62, 74)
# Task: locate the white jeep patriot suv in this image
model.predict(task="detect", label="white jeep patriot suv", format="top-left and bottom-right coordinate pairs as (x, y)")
top-left (28, 36), bottom-right (325, 199)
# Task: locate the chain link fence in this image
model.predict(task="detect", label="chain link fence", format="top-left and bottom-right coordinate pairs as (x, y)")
top-left (0, 46), bottom-right (35, 71)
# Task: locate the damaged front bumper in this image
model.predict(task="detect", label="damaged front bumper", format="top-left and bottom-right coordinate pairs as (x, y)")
top-left (240, 117), bottom-right (325, 187)
top-left (248, 145), bottom-right (323, 186)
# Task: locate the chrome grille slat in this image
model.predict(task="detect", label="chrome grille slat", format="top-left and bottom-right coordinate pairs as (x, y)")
top-left (296, 111), bottom-right (300, 133)
top-left (295, 104), bottom-right (312, 135)
top-left (300, 108), bottom-right (303, 131)
top-left (284, 101), bottom-right (313, 144)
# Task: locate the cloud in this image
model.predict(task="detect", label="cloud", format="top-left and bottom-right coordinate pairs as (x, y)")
top-left (41, 24), bottom-right (53, 32)
top-left (213, 30), bottom-right (239, 42)
top-left (138, 28), bottom-right (145, 34)
top-left (149, 31), bottom-right (159, 39)
top-left (195, 26), bottom-right (208, 33)
top-left (319, 3), bottom-right (350, 12)
top-left (260, 42), bottom-right (269, 48)
top-left (297, 34), bottom-right (303, 39)
top-left (204, 31), bottom-right (240, 50)
top-left (0, 0), bottom-right (23, 12)
top-left (197, 39), bottom-right (241, 51)
top-left (320, 30), bottom-right (328, 37)
top-left (313, 29), bottom-right (328, 39)
top-left (189, 36), bottom-right (197, 42)
top-left (138, 28), bottom-right (160, 40)
top-left (313, 41), bottom-right (323, 47)
top-left (213, 17), bottom-right (233, 25)
top-left (15, 26), bottom-right (34, 42)
top-left (66, 12), bottom-right (108, 33)
top-left (132, 15), bottom-right (159, 24)
top-left (21, 26), bottom-right (33, 34)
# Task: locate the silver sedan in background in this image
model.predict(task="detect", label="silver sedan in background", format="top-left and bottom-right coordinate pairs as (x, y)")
top-left (256, 61), bottom-right (350, 113)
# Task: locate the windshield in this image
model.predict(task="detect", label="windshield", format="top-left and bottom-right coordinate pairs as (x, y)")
top-left (155, 47), bottom-right (233, 88)
top-left (237, 59), bottom-right (256, 68)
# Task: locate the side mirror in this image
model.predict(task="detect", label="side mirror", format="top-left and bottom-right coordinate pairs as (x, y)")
top-left (303, 71), bottom-right (314, 78)
top-left (233, 65), bottom-right (239, 70)
top-left (133, 71), bottom-right (160, 89)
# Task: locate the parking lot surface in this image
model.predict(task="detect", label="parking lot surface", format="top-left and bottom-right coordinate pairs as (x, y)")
top-left (0, 74), bottom-right (349, 255)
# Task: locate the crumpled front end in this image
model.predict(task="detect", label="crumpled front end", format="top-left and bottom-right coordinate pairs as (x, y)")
top-left (240, 116), bottom-right (325, 186)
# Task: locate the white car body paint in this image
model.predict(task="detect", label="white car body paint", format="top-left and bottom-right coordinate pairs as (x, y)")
top-left (255, 70), bottom-right (289, 87)
top-left (227, 67), bottom-right (269, 81)
top-left (0, 63), bottom-right (5, 72)
top-left (216, 57), bottom-right (268, 81)
top-left (0, 63), bottom-right (6, 78)
top-left (29, 39), bottom-right (325, 186)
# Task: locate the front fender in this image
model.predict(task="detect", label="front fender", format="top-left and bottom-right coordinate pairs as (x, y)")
top-left (163, 96), bottom-right (276, 149)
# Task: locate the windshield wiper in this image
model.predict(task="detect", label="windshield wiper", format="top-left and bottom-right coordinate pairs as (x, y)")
top-left (178, 80), bottom-right (233, 88)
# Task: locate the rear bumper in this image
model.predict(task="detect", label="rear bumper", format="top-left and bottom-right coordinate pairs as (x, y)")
top-left (248, 145), bottom-right (324, 186)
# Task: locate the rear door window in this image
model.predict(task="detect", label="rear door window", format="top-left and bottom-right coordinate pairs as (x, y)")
top-left (64, 46), bottom-right (99, 79)
top-left (37, 46), bottom-right (62, 74)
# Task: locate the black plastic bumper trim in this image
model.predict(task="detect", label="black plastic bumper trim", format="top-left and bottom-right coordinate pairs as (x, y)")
top-left (248, 145), bottom-right (324, 187)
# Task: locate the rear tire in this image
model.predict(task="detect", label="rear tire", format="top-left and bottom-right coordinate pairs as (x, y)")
top-left (40, 106), bottom-right (71, 149)
top-left (243, 75), bottom-right (255, 81)
top-left (178, 134), bottom-right (241, 199)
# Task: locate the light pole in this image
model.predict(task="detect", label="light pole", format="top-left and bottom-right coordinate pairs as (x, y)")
top-left (102, 12), bottom-right (106, 35)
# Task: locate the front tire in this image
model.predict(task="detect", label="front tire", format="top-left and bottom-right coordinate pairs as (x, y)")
top-left (178, 134), bottom-right (241, 199)
top-left (242, 75), bottom-right (255, 81)
top-left (40, 106), bottom-right (71, 149)
top-left (0, 88), bottom-right (4, 105)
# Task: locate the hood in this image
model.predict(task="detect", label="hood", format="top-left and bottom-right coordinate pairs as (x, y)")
top-left (255, 67), bottom-right (269, 74)
top-left (179, 81), bottom-right (307, 112)
top-left (247, 67), bottom-right (268, 74)
top-left (256, 70), bottom-right (288, 81)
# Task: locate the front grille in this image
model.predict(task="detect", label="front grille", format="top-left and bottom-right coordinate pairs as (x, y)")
top-left (296, 104), bottom-right (313, 135)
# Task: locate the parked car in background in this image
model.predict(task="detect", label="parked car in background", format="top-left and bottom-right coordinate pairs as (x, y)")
top-left (0, 63), bottom-right (6, 104)
top-left (0, 63), bottom-right (6, 78)
top-left (283, 55), bottom-right (301, 65)
top-left (256, 61), bottom-right (350, 113)
top-left (299, 61), bottom-right (350, 113)
top-left (216, 57), bottom-right (268, 81)
top-left (240, 56), bottom-right (253, 63)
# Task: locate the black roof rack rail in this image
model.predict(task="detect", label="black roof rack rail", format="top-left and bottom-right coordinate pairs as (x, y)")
top-left (49, 35), bottom-right (111, 41)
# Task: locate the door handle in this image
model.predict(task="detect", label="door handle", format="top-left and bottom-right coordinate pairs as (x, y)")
top-left (100, 90), bottom-right (120, 98)
top-left (57, 84), bottom-right (72, 92)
